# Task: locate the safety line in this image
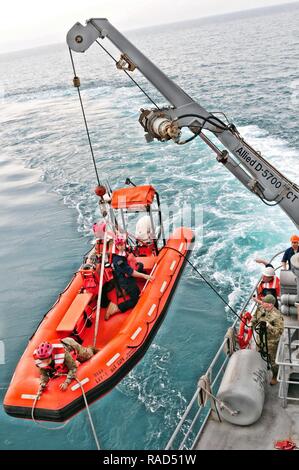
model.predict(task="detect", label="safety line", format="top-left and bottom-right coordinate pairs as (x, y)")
top-left (68, 48), bottom-right (101, 186)
top-left (95, 40), bottom-right (161, 110)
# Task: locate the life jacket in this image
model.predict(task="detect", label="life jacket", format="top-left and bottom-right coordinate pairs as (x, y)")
top-left (135, 242), bottom-right (156, 257)
top-left (95, 239), bottom-right (103, 255)
top-left (103, 263), bottom-right (114, 283)
top-left (80, 267), bottom-right (99, 295)
top-left (33, 343), bottom-right (77, 375)
top-left (111, 254), bottom-right (137, 299)
top-left (257, 276), bottom-right (280, 305)
top-left (112, 253), bottom-right (132, 278)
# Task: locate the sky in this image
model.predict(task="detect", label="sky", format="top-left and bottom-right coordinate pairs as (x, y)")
top-left (0, 0), bottom-right (298, 53)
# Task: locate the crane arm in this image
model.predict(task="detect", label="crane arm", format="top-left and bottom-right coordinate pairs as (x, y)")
top-left (67, 19), bottom-right (299, 228)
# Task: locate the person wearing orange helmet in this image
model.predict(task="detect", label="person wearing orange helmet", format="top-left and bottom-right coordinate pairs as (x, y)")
top-left (281, 234), bottom-right (299, 270)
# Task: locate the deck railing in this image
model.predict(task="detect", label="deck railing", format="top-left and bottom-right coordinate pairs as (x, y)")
top-left (165, 250), bottom-right (284, 450)
top-left (276, 325), bottom-right (299, 408)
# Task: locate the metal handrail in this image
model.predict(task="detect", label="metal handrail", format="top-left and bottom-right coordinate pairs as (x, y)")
top-left (178, 353), bottom-right (231, 450)
top-left (165, 328), bottom-right (235, 450)
top-left (276, 325), bottom-right (299, 407)
top-left (165, 249), bottom-right (285, 450)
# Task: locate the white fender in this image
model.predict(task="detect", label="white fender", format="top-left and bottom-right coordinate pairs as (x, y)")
top-left (216, 349), bottom-right (268, 426)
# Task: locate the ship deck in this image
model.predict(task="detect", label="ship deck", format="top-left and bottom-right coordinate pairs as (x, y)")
top-left (196, 316), bottom-right (299, 450)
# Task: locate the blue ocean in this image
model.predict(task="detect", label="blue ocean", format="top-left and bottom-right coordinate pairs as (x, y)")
top-left (0, 3), bottom-right (298, 449)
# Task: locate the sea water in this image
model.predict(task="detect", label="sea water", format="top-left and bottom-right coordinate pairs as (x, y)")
top-left (0, 3), bottom-right (298, 449)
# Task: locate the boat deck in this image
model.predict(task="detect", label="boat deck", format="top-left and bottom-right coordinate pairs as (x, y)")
top-left (196, 316), bottom-right (299, 450)
top-left (196, 381), bottom-right (299, 450)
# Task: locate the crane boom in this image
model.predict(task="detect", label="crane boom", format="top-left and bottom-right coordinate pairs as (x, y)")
top-left (67, 18), bottom-right (299, 228)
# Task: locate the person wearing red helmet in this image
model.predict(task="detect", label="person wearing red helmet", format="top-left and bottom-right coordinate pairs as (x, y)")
top-left (281, 234), bottom-right (299, 270)
top-left (33, 338), bottom-right (98, 396)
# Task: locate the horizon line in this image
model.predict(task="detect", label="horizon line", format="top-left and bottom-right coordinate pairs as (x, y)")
top-left (1, 0), bottom-right (299, 55)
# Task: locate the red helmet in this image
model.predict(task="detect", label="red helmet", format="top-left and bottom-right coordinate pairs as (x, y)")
top-left (36, 342), bottom-right (53, 359)
top-left (115, 234), bottom-right (127, 246)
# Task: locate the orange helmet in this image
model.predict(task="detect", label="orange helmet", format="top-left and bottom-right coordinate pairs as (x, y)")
top-left (290, 235), bottom-right (299, 243)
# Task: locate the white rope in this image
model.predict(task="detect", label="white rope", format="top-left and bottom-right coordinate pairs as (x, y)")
top-left (31, 376), bottom-right (101, 450)
top-left (197, 375), bottom-right (238, 416)
top-left (31, 390), bottom-right (70, 430)
top-left (93, 228), bottom-right (108, 347)
top-left (74, 377), bottom-right (101, 450)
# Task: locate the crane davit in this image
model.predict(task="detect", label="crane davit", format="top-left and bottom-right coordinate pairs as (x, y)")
top-left (66, 18), bottom-right (299, 229)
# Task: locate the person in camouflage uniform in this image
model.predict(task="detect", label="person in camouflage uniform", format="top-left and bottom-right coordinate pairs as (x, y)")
top-left (34, 337), bottom-right (98, 395)
top-left (251, 294), bottom-right (284, 385)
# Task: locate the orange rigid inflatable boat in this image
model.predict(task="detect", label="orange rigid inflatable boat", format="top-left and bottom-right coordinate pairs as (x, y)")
top-left (4, 185), bottom-right (194, 421)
